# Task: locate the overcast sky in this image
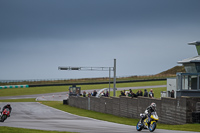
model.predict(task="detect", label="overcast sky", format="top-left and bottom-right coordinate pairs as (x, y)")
top-left (0, 0), bottom-right (200, 80)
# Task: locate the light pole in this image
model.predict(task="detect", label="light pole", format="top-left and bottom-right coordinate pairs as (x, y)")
top-left (58, 59), bottom-right (117, 96)
top-left (113, 59), bottom-right (116, 97)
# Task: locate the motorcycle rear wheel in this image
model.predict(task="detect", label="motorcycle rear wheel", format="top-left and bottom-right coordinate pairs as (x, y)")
top-left (136, 121), bottom-right (143, 131)
top-left (148, 122), bottom-right (156, 132)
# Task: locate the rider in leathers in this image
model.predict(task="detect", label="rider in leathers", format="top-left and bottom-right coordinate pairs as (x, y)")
top-left (141, 103), bottom-right (156, 125)
top-left (1, 104), bottom-right (12, 117)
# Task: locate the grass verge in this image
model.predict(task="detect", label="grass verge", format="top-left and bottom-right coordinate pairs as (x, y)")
top-left (0, 98), bottom-right (36, 102)
top-left (0, 126), bottom-right (74, 133)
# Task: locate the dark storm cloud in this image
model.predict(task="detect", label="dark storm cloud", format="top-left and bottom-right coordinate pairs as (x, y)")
top-left (1, 0), bottom-right (200, 41)
top-left (1, 0), bottom-right (200, 80)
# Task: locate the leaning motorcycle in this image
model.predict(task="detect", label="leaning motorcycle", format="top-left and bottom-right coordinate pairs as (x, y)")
top-left (136, 112), bottom-right (159, 132)
top-left (0, 107), bottom-right (10, 122)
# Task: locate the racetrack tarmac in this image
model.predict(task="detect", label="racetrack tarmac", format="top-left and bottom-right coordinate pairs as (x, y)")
top-left (0, 102), bottom-right (199, 133)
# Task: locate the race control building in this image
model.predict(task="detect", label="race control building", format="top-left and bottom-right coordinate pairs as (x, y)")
top-left (167, 41), bottom-right (200, 98)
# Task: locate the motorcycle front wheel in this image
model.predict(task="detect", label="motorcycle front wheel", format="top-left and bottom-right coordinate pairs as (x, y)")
top-left (136, 121), bottom-right (143, 131)
top-left (148, 122), bottom-right (156, 132)
top-left (0, 115), bottom-right (7, 122)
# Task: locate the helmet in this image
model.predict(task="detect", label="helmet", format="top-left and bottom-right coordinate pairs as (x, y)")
top-left (150, 103), bottom-right (156, 111)
top-left (6, 104), bottom-right (10, 107)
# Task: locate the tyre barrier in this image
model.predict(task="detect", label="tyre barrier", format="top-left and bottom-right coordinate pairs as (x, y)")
top-left (0, 85), bottom-right (29, 89)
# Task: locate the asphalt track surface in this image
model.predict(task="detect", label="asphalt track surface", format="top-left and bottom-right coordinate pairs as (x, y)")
top-left (0, 102), bottom-right (199, 133)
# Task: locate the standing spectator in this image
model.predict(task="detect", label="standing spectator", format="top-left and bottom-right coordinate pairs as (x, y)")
top-left (171, 90), bottom-right (175, 98)
top-left (123, 89), bottom-right (126, 95)
top-left (120, 91), bottom-right (126, 96)
top-left (140, 90), bottom-right (143, 96)
top-left (128, 89), bottom-right (132, 97)
top-left (105, 91), bottom-right (109, 97)
top-left (149, 89), bottom-right (154, 98)
top-left (101, 91), bottom-right (106, 97)
top-left (131, 92), bottom-right (137, 98)
top-left (93, 90), bottom-right (97, 96)
top-left (83, 91), bottom-right (86, 97)
top-left (137, 90), bottom-right (143, 96)
top-left (88, 93), bottom-right (91, 97)
top-left (144, 89), bottom-right (148, 97)
top-left (136, 91), bottom-right (139, 96)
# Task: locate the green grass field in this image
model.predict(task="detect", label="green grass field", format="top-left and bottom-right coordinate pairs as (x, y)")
top-left (0, 126), bottom-right (74, 133)
top-left (0, 80), bottom-right (199, 132)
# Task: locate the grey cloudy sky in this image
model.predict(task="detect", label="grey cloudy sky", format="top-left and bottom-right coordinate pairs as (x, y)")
top-left (0, 0), bottom-right (200, 80)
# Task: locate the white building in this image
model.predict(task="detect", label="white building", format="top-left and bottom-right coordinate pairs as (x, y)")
top-left (167, 41), bottom-right (200, 98)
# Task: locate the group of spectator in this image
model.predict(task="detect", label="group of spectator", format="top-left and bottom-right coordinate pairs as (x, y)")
top-left (120, 89), bottom-right (154, 98)
top-left (82, 90), bottom-right (109, 97)
top-left (100, 90), bottom-right (109, 97)
top-left (82, 88), bottom-right (155, 98)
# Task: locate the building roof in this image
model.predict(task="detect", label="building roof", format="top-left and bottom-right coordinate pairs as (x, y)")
top-left (178, 55), bottom-right (200, 64)
top-left (188, 41), bottom-right (200, 45)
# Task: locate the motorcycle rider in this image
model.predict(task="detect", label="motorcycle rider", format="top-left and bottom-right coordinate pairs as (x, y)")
top-left (1, 104), bottom-right (12, 117)
top-left (141, 102), bottom-right (156, 125)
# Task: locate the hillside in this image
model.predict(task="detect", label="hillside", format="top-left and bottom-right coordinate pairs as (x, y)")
top-left (0, 65), bottom-right (185, 85)
top-left (157, 65), bottom-right (185, 75)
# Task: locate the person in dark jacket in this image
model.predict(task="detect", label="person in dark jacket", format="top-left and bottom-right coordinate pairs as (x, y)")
top-left (93, 90), bottom-right (97, 96)
top-left (131, 92), bottom-right (137, 98)
top-left (144, 89), bottom-right (148, 97)
top-left (105, 91), bottom-right (109, 97)
top-left (83, 91), bottom-right (86, 97)
top-left (136, 90), bottom-right (143, 96)
top-left (171, 90), bottom-right (175, 98)
top-left (120, 91), bottom-right (126, 96)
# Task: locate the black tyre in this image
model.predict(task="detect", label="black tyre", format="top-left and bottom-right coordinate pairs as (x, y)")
top-left (136, 121), bottom-right (143, 131)
top-left (148, 122), bottom-right (156, 132)
top-left (1, 115), bottom-right (7, 122)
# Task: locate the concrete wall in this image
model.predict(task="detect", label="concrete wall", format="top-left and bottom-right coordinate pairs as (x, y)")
top-left (68, 96), bottom-right (200, 125)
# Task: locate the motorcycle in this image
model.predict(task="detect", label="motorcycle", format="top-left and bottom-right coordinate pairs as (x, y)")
top-left (0, 107), bottom-right (10, 122)
top-left (136, 112), bottom-right (159, 132)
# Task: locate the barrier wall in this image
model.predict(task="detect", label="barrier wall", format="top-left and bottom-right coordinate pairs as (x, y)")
top-left (68, 96), bottom-right (200, 125)
top-left (0, 85), bottom-right (29, 89)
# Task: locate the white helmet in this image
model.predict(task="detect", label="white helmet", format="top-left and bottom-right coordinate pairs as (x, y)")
top-left (151, 103), bottom-right (156, 111)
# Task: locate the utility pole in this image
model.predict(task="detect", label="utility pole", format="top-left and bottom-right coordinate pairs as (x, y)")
top-left (109, 67), bottom-right (111, 97)
top-left (113, 59), bottom-right (116, 96)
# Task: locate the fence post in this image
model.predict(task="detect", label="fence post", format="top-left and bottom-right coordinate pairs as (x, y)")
top-left (88, 97), bottom-right (90, 110)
